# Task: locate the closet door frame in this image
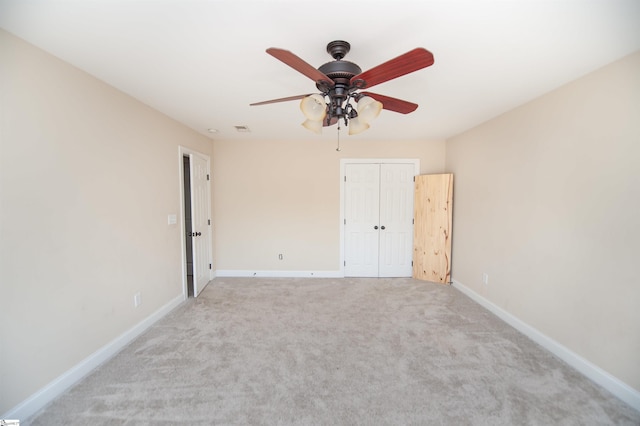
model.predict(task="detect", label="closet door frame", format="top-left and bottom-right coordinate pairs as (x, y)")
top-left (339, 158), bottom-right (420, 277)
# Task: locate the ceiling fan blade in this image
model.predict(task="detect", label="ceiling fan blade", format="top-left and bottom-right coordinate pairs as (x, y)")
top-left (266, 48), bottom-right (334, 87)
top-left (250, 94), bottom-right (311, 106)
top-left (351, 48), bottom-right (434, 90)
top-left (361, 92), bottom-right (418, 114)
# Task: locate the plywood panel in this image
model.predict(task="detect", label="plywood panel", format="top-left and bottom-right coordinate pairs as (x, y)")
top-left (413, 174), bottom-right (453, 283)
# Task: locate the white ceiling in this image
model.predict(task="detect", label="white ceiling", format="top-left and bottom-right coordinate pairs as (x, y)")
top-left (1, 0), bottom-right (639, 142)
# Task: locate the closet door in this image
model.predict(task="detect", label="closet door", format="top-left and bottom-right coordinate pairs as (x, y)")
top-left (344, 164), bottom-right (380, 277)
top-left (379, 164), bottom-right (415, 277)
top-left (344, 163), bottom-right (415, 277)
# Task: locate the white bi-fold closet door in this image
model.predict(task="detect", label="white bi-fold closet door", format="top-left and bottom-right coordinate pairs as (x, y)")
top-left (344, 163), bottom-right (415, 277)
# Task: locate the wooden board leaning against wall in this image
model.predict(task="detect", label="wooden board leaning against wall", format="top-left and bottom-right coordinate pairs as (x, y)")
top-left (412, 174), bottom-right (453, 284)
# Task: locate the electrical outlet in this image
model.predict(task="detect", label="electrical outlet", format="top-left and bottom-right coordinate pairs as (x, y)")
top-left (134, 292), bottom-right (142, 308)
top-left (482, 273), bottom-right (489, 285)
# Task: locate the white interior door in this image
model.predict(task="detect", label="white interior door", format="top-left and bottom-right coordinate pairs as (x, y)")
top-left (189, 153), bottom-right (211, 296)
top-left (379, 164), bottom-right (415, 277)
top-left (344, 163), bottom-right (415, 277)
top-left (344, 164), bottom-right (380, 277)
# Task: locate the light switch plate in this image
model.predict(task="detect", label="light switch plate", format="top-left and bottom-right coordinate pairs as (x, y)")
top-left (168, 214), bottom-right (177, 225)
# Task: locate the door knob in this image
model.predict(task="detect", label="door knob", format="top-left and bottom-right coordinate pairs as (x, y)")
top-left (381, 226), bottom-right (386, 230)
top-left (196, 232), bottom-right (202, 236)
top-left (374, 226), bottom-right (379, 230)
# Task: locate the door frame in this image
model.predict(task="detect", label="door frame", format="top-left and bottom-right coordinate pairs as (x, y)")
top-left (339, 158), bottom-right (420, 277)
top-left (178, 146), bottom-right (214, 299)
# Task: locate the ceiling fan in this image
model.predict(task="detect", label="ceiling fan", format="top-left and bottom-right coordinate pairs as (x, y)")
top-left (250, 40), bottom-right (435, 135)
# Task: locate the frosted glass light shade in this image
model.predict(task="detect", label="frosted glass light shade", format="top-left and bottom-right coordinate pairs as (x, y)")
top-left (300, 94), bottom-right (327, 121)
top-left (357, 96), bottom-right (383, 123)
top-left (348, 116), bottom-right (370, 135)
top-left (302, 119), bottom-right (323, 134)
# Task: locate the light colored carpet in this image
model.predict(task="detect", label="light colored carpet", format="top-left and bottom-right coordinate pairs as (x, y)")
top-left (26, 277), bottom-right (640, 425)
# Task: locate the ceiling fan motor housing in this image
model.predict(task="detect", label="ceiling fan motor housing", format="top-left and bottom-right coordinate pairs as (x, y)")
top-left (316, 40), bottom-right (362, 91)
top-left (317, 60), bottom-right (362, 84)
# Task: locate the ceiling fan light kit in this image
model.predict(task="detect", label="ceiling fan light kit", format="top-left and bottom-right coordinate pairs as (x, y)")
top-left (347, 116), bottom-right (370, 136)
top-left (251, 40), bottom-right (434, 136)
top-left (300, 94), bottom-right (327, 121)
top-left (302, 118), bottom-right (323, 134)
top-left (356, 95), bottom-right (383, 123)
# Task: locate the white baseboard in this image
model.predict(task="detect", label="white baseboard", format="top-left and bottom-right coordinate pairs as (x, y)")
top-left (2, 294), bottom-right (184, 421)
top-left (451, 279), bottom-right (640, 412)
top-left (215, 269), bottom-right (343, 278)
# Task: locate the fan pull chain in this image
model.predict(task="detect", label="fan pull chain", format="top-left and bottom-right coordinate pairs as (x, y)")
top-left (336, 123), bottom-right (341, 151)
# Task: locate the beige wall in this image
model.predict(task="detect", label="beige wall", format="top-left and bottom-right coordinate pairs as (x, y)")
top-left (5, 21), bottom-right (637, 416)
top-left (212, 139), bottom-right (446, 272)
top-left (0, 30), bottom-right (213, 413)
top-left (445, 51), bottom-right (640, 391)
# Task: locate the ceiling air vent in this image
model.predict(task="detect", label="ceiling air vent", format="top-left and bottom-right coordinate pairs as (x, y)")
top-left (234, 125), bottom-right (251, 133)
